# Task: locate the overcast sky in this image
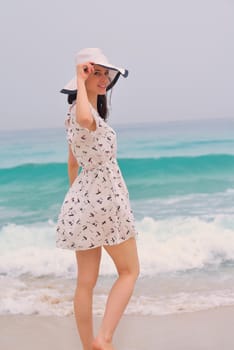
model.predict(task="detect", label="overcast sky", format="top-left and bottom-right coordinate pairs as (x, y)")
top-left (0, 0), bottom-right (233, 130)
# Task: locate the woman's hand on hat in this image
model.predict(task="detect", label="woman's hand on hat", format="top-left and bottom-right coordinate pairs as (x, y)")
top-left (76, 62), bottom-right (94, 81)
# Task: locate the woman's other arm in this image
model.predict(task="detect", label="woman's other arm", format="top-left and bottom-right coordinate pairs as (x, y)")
top-left (68, 145), bottom-right (79, 186)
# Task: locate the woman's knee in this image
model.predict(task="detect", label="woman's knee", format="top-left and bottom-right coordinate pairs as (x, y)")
top-left (118, 263), bottom-right (140, 282)
top-left (77, 274), bottom-right (98, 290)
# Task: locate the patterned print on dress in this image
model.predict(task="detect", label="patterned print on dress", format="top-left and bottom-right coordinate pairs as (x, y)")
top-left (56, 102), bottom-right (138, 250)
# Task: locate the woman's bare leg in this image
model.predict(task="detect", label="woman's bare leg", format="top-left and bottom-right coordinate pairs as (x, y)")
top-left (92, 237), bottom-right (139, 350)
top-left (74, 247), bottom-right (102, 350)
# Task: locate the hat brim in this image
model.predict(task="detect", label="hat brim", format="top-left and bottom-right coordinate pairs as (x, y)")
top-left (60, 65), bottom-right (128, 95)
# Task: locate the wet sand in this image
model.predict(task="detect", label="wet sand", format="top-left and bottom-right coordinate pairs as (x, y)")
top-left (1, 306), bottom-right (234, 350)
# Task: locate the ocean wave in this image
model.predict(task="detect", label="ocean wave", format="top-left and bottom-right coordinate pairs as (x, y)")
top-left (1, 215), bottom-right (234, 316)
top-left (0, 155), bottom-right (233, 215)
top-left (0, 215), bottom-right (234, 278)
top-left (133, 191), bottom-right (234, 219)
top-left (1, 153), bottom-right (234, 178)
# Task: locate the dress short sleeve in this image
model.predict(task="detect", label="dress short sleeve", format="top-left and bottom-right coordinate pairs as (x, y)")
top-left (69, 102), bottom-right (100, 135)
top-left (64, 102), bottom-right (103, 147)
top-left (70, 104), bottom-right (100, 134)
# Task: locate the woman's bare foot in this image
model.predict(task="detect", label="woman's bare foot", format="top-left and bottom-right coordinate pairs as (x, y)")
top-left (92, 336), bottom-right (116, 350)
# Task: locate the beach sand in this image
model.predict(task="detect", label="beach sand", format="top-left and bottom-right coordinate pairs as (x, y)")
top-left (1, 306), bottom-right (234, 350)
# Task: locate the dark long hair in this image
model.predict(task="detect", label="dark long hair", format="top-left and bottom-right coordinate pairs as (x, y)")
top-left (68, 93), bottom-right (109, 121)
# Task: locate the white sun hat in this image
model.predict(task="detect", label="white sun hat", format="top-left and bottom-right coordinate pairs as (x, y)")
top-left (60, 48), bottom-right (128, 95)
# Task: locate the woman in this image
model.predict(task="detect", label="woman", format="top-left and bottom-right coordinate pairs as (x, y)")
top-left (56, 48), bottom-right (140, 350)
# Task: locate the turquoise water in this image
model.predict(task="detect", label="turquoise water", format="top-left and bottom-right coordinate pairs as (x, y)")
top-left (1, 118), bottom-right (234, 226)
top-left (0, 117), bottom-right (234, 316)
top-left (1, 154), bottom-right (234, 225)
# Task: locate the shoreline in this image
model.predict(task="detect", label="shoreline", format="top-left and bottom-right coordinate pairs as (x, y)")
top-left (1, 306), bottom-right (234, 349)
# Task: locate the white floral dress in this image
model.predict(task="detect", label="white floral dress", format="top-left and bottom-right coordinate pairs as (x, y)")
top-left (56, 102), bottom-right (138, 250)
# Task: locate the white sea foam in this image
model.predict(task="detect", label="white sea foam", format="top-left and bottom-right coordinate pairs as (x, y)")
top-left (0, 276), bottom-right (73, 316)
top-left (137, 216), bottom-right (234, 274)
top-left (1, 275), bottom-right (234, 316)
top-left (0, 215), bottom-right (234, 278)
top-left (1, 216), bottom-right (234, 316)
